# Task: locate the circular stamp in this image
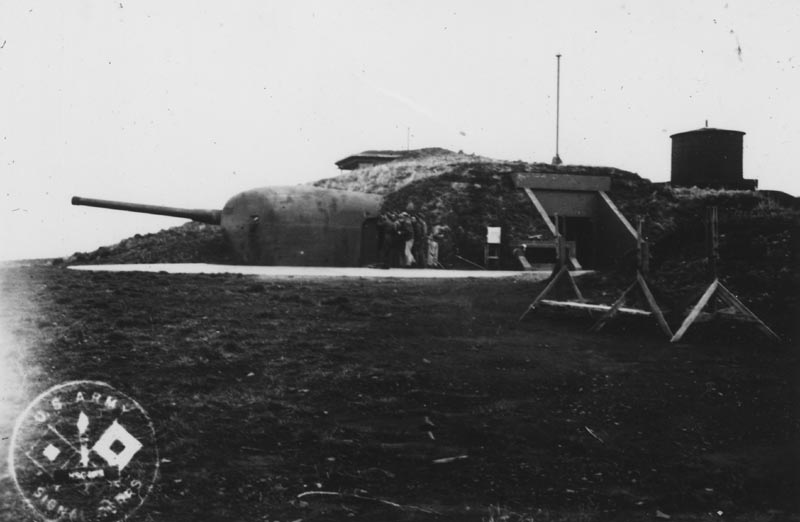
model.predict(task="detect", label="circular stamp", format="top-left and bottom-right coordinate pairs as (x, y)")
top-left (8, 381), bottom-right (159, 522)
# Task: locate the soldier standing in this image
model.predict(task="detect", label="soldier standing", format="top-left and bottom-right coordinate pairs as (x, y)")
top-left (391, 213), bottom-right (405, 267)
top-left (377, 213), bottom-right (392, 268)
top-left (399, 212), bottom-right (415, 267)
top-left (419, 215), bottom-right (428, 267)
top-left (411, 215), bottom-right (423, 267)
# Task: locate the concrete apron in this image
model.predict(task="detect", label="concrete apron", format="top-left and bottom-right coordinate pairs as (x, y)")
top-left (68, 264), bottom-right (593, 280)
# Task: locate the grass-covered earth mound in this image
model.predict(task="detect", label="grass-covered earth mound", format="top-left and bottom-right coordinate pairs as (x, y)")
top-left (61, 222), bottom-right (235, 265)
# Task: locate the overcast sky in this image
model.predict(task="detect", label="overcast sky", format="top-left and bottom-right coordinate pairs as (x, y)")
top-left (1, 0), bottom-right (797, 261)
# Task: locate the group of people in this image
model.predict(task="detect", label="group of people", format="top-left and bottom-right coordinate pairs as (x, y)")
top-left (376, 212), bottom-right (434, 268)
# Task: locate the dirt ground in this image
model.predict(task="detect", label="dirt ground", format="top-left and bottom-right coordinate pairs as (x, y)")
top-left (1, 262), bottom-right (798, 521)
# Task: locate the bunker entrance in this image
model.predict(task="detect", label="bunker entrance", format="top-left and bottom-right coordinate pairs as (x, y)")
top-left (518, 217), bottom-right (597, 270)
top-left (513, 173), bottom-right (638, 271)
top-left (562, 216), bottom-right (595, 268)
top-left (360, 218), bottom-right (379, 266)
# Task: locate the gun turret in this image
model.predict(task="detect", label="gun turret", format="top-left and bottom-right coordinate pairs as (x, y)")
top-left (71, 186), bottom-right (383, 266)
top-left (71, 196), bottom-right (221, 225)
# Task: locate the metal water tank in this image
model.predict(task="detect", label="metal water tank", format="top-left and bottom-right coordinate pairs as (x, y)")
top-left (670, 127), bottom-right (746, 188)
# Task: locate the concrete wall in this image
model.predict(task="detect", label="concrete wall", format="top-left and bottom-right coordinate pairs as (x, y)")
top-left (533, 191), bottom-right (597, 218)
top-left (513, 173), bottom-right (611, 192)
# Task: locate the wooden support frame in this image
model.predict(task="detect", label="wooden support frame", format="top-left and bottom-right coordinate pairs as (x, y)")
top-left (670, 207), bottom-right (780, 343)
top-left (670, 278), bottom-right (780, 343)
top-left (521, 216), bottom-right (673, 339)
top-left (521, 189), bottom-right (583, 270)
top-left (598, 191), bottom-right (637, 240)
top-left (522, 188), bottom-right (557, 236)
top-left (588, 218), bottom-right (672, 338)
top-left (706, 206), bottom-right (720, 278)
top-left (539, 299), bottom-right (650, 315)
top-left (519, 264), bottom-right (584, 321)
top-left (590, 271), bottom-right (673, 338)
top-left (520, 214), bottom-right (586, 321)
top-left (484, 244), bottom-right (500, 269)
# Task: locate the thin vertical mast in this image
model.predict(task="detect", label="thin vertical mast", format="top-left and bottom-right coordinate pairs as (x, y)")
top-left (553, 54), bottom-right (563, 166)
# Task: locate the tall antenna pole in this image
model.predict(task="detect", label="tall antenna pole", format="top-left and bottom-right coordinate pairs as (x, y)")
top-left (552, 54), bottom-right (563, 166)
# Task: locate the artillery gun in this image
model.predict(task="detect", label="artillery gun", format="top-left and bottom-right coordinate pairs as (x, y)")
top-left (72, 186), bottom-right (383, 266)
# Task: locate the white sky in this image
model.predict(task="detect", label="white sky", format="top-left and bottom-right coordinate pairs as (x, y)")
top-left (1, 0), bottom-right (798, 261)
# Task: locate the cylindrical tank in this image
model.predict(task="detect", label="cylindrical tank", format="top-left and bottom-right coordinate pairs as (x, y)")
top-left (670, 127), bottom-right (745, 187)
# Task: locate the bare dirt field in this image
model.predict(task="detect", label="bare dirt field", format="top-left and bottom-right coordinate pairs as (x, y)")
top-left (1, 262), bottom-right (798, 521)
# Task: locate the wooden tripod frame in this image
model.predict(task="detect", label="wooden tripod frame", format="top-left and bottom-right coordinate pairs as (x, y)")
top-left (519, 215), bottom-right (584, 321)
top-left (519, 216), bottom-right (671, 339)
top-left (669, 207), bottom-right (780, 343)
top-left (589, 218), bottom-right (673, 338)
top-left (670, 278), bottom-right (780, 342)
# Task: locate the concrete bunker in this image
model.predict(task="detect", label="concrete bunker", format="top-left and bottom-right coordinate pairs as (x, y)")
top-left (512, 173), bottom-right (638, 269)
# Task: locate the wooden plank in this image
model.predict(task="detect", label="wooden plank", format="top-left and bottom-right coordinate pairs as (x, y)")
top-left (589, 280), bottom-right (639, 332)
top-left (692, 312), bottom-right (715, 324)
top-left (555, 218), bottom-right (566, 267)
top-left (598, 191), bottom-right (638, 239)
top-left (512, 240), bottom-right (558, 248)
top-left (523, 188), bottom-right (557, 236)
top-left (540, 299), bottom-right (651, 316)
top-left (716, 283), bottom-right (780, 341)
top-left (636, 218), bottom-right (650, 276)
top-left (637, 272), bottom-right (673, 338)
top-left (520, 263), bottom-right (588, 321)
top-left (519, 266), bottom-right (568, 320)
top-left (670, 279), bottom-right (719, 342)
top-left (708, 207), bottom-right (719, 278)
top-left (695, 310), bottom-right (759, 324)
top-left (513, 173), bottom-right (611, 192)
top-left (566, 269), bottom-right (584, 301)
top-left (516, 254), bottom-right (533, 271)
top-left (671, 280), bottom-right (779, 342)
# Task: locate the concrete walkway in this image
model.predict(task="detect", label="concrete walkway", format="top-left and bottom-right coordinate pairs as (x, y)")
top-left (69, 263), bottom-right (592, 280)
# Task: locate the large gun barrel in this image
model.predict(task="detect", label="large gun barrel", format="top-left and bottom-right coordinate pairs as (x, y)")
top-left (71, 196), bottom-right (221, 225)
